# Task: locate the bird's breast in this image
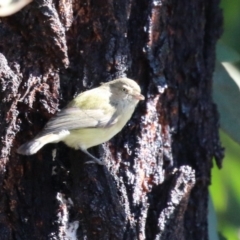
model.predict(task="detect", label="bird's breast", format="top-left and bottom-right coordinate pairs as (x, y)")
top-left (62, 106), bottom-right (135, 150)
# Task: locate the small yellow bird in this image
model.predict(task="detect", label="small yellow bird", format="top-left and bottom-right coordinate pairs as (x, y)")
top-left (17, 78), bottom-right (145, 164)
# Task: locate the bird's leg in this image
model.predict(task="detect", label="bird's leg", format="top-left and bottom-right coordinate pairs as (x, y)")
top-left (80, 148), bottom-right (105, 165)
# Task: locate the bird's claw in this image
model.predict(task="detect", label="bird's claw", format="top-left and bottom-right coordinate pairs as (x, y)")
top-left (84, 158), bottom-right (105, 165)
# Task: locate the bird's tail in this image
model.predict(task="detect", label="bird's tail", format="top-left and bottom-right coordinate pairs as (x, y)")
top-left (17, 134), bottom-right (62, 155)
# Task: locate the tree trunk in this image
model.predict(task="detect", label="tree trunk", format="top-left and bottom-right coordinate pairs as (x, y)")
top-left (0, 0), bottom-right (223, 239)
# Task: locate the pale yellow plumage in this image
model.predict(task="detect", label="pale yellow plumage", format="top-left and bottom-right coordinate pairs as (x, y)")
top-left (17, 78), bottom-right (144, 164)
top-left (0, 0), bottom-right (32, 17)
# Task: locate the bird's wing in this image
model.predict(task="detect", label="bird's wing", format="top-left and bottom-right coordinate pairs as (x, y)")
top-left (37, 107), bottom-right (118, 137)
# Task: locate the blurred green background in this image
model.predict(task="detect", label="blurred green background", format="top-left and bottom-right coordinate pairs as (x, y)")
top-left (210, 0), bottom-right (240, 239)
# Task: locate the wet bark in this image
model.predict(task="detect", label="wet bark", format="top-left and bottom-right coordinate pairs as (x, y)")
top-left (0, 0), bottom-right (223, 239)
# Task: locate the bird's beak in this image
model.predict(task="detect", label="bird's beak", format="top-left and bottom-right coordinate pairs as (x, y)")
top-left (133, 93), bottom-right (145, 101)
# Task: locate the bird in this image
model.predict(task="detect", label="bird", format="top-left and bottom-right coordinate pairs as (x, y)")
top-left (0, 0), bottom-right (32, 17)
top-left (17, 77), bottom-right (145, 164)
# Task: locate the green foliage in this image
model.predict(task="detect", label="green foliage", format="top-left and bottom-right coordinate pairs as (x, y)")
top-left (210, 0), bottom-right (240, 239)
top-left (213, 61), bottom-right (240, 144)
top-left (220, 0), bottom-right (240, 53)
top-left (210, 131), bottom-right (240, 240)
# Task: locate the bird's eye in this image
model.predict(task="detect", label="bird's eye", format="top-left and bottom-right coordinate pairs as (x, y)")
top-left (122, 87), bottom-right (128, 93)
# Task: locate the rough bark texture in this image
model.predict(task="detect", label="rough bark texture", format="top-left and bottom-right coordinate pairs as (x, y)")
top-left (0, 0), bottom-right (223, 239)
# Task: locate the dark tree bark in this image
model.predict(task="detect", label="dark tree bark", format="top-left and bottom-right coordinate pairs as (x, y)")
top-left (0, 0), bottom-right (223, 239)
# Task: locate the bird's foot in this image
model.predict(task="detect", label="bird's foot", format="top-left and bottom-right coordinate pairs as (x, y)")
top-left (81, 148), bottom-right (105, 165)
top-left (84, 158), bottom-right (105, 165)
